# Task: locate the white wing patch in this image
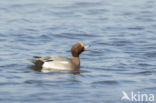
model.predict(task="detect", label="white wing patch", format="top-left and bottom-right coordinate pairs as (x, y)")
top-left (58, 61), bottom-right (69, 64)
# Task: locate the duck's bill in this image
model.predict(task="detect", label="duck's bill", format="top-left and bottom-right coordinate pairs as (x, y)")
top-left (84, 45), bottom-right (90, 51)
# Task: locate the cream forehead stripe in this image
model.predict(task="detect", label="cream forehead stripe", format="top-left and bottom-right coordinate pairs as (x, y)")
top-left (78, 42), bottom-right (84, 47)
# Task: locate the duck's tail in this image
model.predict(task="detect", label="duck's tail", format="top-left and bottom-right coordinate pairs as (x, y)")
top-left (29, 56), bottom-right (44, 67)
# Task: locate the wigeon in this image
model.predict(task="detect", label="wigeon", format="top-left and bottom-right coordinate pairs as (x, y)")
top-left (29, 42), bottom-right (89, 72)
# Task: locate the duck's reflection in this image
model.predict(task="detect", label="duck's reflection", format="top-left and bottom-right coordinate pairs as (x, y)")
top-left (30, 65), bottom-right (81, 73)
top-left (30, 65), bottom-right (42, 72)
top-left (29, 65), bottom-right (84, 80)
top-left (29, 65), bottom-right (83, 79)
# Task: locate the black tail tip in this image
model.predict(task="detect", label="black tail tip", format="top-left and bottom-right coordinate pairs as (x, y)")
top-left (33, 56), bottom-right (41, 58)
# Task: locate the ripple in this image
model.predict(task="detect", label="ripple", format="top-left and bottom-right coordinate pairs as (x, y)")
top-left (137, 71), bottom-right (153, 75)
top-left (126, 70), bottom-right (154, 76)
top-left (86, 9), bottom-right (108, 15)
top-left (137, 63), bottom-right (152, 67)
top-left (144, 87), bottom-right (156, 90)
top-left (144, 52), bottom-right (156, 58)
top-left (0, 82), bottom-right (20, 86)
top-left (0, 63), bottom-right (17, 68)
top-left (149, 79), bottom-right (156, 83)
top-left (120, 80), bottom-right (136, 84)
top-left (74, 2), bottom-right (102, 7)
top-left (92, 80), bottom-right (119, 85)
top-left (89, 50), bottom-right (104, 56)
top-left (112, 40), bottom-right (132, 46)
top-left (24, 80), bottom-right (40, 84)
top-left (0, 7), bottom-right (8, 12)
top-left (122, 12), bottom-right (135, 16)
top-left (7, 18), bottom-right (32, 23)
top-left (127, 26), bottom-right (145, 30)
top-left (53, 33), bottom-right (98, 39)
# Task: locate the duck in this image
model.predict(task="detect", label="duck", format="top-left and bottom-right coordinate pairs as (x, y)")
top-left (29, 42), bottom-right (89, 72)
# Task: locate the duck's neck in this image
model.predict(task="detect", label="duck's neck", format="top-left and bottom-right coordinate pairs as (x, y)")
top-left (71, 55), bottom-right (80, 69)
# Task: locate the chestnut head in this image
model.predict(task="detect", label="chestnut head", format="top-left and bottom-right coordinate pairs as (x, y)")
top-left (71, 42), bottom-right (85, 57)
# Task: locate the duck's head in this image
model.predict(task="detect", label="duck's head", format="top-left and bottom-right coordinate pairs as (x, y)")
top-left (71, 42), bottom-right (89, 57)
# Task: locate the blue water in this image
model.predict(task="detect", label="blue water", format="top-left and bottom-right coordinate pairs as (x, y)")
top-left (0, 0), bottom-right (156, 103)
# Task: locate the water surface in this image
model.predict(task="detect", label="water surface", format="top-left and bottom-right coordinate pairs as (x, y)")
top-left (0, 0), bottom-right (156, 103)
